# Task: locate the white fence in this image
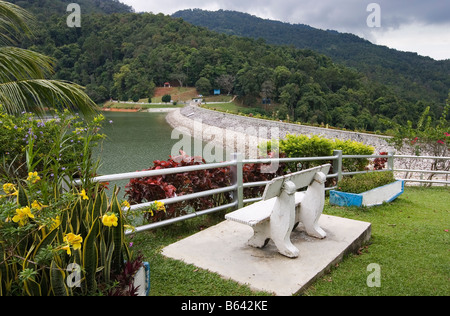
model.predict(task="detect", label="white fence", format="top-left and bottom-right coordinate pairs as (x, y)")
top-left (74, 151), bottom-right (449, 234)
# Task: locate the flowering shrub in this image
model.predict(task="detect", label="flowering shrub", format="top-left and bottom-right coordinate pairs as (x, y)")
top-left (0, 109), bottom-right (154, 296)
top-left (0, 175), bottom-right (157, 296)
top-left (388, 103), bottom-right (449, 182)
top-left (0, 108), bottom-right (105, 183)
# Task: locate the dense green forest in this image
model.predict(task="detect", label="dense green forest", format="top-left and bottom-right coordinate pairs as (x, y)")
top-left (9, 0), bottom-right (133, 15)
top-left (8, 1), bottom-right (449, 133)
top-left (173, 9), bottom-right (450, 105)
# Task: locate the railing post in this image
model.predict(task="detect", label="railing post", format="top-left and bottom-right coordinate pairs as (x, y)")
top-left (333, 150), bottom-right (343, 183)
top-left (388, 151), bottom-right (395, 171)
top-left (230, 153), bottom-right (244, 209)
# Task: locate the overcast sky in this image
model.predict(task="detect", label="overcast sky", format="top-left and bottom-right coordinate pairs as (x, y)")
top-left (119, 0), bottom-right (450, 61)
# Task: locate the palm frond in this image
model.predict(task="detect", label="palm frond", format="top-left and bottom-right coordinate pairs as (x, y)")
top-left (0, 46), bottom-right (55, 82)
top-left (0, 0), bottom-right (35, 45)
top-left (0, 79), bottom-right (99, 116)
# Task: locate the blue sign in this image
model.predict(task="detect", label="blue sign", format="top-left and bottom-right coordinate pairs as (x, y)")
top-left (214, 89), bottom-right (221, 95)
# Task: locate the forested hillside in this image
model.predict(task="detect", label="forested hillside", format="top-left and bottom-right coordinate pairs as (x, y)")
top-left (8, 0), bottom-right (133, 15)
top-left (10, 1), bottom-right (448, 133)
top-left (173, 9), bottom-right (450, 105)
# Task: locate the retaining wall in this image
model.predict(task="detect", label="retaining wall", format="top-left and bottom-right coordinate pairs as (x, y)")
top-left (167, 106), bottom-right (394, 155)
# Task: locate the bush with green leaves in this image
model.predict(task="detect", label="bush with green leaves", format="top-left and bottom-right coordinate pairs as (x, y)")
top-left (161, 94), bottom-right (171, 103)
top-left (336, 171), bottom-right (396, 194)
top-left (263, 134), bottom-right (374, 172)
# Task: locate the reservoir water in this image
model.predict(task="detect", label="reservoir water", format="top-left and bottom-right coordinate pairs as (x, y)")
top-left (94, 111), bottom-right (185, 196)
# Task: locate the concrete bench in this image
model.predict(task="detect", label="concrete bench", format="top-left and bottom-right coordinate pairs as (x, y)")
top-left (225, 164), bottom-right (331, 258)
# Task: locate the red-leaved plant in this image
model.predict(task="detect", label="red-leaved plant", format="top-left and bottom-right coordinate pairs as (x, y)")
top-left (125, 151), bottom-right (286, 223)
top-left (373, 152), bottom-right (388, 170)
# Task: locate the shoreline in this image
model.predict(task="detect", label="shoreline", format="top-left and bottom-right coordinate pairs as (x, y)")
top-left (102, 107), bottom-right (178, 113)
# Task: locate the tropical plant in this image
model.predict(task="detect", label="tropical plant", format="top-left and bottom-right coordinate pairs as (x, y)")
top-left (0, 0), bottom-right (97, 116)
top-left (0, 108), bottom-right (105, 183)
top-left (0, 104), bottom-right (151, 296)
top-left (0, 171), bottom-right (158, 296)
top-left (387, 99), bottom-right (450, 183)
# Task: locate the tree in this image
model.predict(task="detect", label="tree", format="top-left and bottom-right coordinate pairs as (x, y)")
top-left (279, 83), bottom-right (300, 121)
top-left (0, 1), bottom-right (97, 116)
top-left (195, 77), bottom-right (212, 95)
top-left (215, 74), bottom-right (235, 95)
top-left (169, 72), bottom-right (187, 87)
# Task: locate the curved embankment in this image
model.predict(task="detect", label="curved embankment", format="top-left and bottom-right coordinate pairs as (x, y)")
top-left (165, 106), bottom-right (447, 183)
top-left (166, 105), bottom-right (394, 160)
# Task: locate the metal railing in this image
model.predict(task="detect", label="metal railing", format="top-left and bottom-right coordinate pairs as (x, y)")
top-left (76, 151), bottom-right (448, 235)
top-left (393, 155), bottom-right (450, 185)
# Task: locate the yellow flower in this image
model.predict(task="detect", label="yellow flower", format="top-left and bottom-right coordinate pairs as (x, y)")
top-left (102, 213), bottom-right (118, 227)
top-left (50, 216), bottom-right (61, 230)
top-left (63, 233), bottom-right (83, 256)
top-left (31, 200), bottom-right (47, 211)
top-left (155, 201), bottom-right (166, 212)
top-left (2, 183), bottom-right (16, 194)
top-left (61, 244), bottom-right (72, 256)
top-left (12, 206), bottom-right (34, 226)
top-left (26, 172), bottom-right (41, 184)
top-left (78, 189), bottom-right (89, 200)
top-left (121, 200), bottom-right (131, 209)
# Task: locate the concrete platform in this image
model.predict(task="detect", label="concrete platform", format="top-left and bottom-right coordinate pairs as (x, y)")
top-left (162, 215), bottom-right (371, 296)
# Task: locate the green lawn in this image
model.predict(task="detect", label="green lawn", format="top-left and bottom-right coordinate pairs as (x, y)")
top-left (130, 186), bottom-right (449, 296)
top-left (202, 102), bottom-right (249, 113)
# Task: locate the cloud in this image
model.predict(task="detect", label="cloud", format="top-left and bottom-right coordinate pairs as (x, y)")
top-left (126, 0), bottom-right (450, 29)
top-left (121, 0), bottom-right (450, 60)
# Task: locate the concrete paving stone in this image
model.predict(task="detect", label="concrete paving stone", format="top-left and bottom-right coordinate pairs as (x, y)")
top-left (162, 214), bottom-right (372, 296)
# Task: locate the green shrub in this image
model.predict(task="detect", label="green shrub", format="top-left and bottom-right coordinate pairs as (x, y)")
top-left (263, 134), bottom-right (375, 172)
top-left (337, 171), bottom-right (396, 194)
top-left (279, 134), bottom-right (333, 170)
top-left (162, 94), bottom-right (171, 103)
top-left (333, 139), bottom-right (375, 172)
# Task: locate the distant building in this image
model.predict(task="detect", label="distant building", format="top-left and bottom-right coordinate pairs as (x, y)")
top-left (164, 82), bottom-right (171, 88)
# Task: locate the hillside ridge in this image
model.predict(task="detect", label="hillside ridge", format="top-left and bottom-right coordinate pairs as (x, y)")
top-left (173, 9), bottom-right (450, 104)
